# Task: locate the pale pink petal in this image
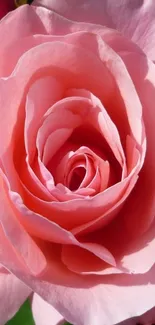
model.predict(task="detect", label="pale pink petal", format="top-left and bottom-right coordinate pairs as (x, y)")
top-left (118, 52), bottom-right (155, 238)
top-left (6, 255), bottom-right (155, 325)
top-left (74, 146), bottom-right (111, 190)
top-left (7, 183), bottom-right (115, 270)
top-left (71, 164), bottom-right (139, 236)
top-left (0, 30), bottom-right (139, 191)
top-left (79, 215), bottom-right (155, 275)
top-left (0, 203), bottom-right (154, 323)
top-left (55, 151), bottom-right (85, 187)
top-left (0, 4), bottom-right (146, 78)
top-left (8, 191), bottom-right (75, 244)
top-left (43, 128), bottom-right (73, 166)
top-left (0, 182), bottom-right (117, 272)
top-left (36, 96), bottom-right (98, 159)
top-left (95, 51), bottom-right (155, 275)
top-left (16, 153), bottom-right (139, 231)
top-left (0, 267), bottom-right (32, 325)
top-left (20, 158), bottom-right (53, 200)
top-left (55, 153), bottom-right (96, 196)
top-left (126, 135), bottom-right (140, 175)
top-left (66, 88), bottom-right (126, 173)
top-left (33, 0), bottom-right (155, 60)
top-left (0, 5), bottom-right (49, 76)
top-left (63, 32), bottom-right (144, 149)
top-left (0, 170), bottom-right (47, 275)
top-left (80, 155), bottom-right (94, 188)
top-left (31, 293), bottom-right (64, 325)
top-left (32, 156), bottom-right (56, 194)
top-left (0, 32), bottom-right (111, 195)
top-left (59, 30), bottom-right (144, 149)
top-left (118, 306), bottom-right (155, 325)
top-left (10, 189), bottom-right (117, 267)
top-left (25, 76), bottom-right (63, 162)
top-left (18, 158), bottom-right (138, 231)
top-left (120, 221), bottom-right (155, 273)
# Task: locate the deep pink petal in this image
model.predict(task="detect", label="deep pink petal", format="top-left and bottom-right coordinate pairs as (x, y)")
top-left (61, 245), bottom-right (112, 275)
top-left (0, 0), bottom-right (14, 19)
top-left (62, 242), bottom-right (116, 269)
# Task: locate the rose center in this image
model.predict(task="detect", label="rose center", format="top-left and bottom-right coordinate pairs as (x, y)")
top-left (68, 167), bottom-right (86, 191)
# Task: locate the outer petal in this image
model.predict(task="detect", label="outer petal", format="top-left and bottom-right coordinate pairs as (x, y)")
top-left (0, 170), bottom-right (47, 276)
top-left (31, 293), bottom-right (65, 325)
top-left (1, 214), bottom-right (155, 325)
top-left (0, 266), bottom-right (32, 325)
top-left (118, 306), bottom-right (155, 325)
top-left (7, 262), bottom-right (155, 325)
top-left (0, 4), bottom-right (144, 78)
top-left (33, 0), bottom-right (155, 60)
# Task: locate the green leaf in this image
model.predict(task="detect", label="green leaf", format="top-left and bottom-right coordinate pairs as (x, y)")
top-left (6, 300), bottom-right (34, 325)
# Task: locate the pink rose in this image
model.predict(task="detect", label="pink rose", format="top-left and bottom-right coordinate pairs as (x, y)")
top-left (0, 1), bottom-right (155, 325)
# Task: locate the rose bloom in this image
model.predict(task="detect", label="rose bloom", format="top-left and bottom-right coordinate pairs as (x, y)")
top-left (0, 0), bottom-right (155, 324)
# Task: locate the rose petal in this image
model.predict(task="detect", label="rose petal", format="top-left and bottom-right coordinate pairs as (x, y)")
top-left (31, 293), bottom-right (65, 325)
top-left (118, 306), bottom-right (155, 325)
top-left (0, 267), bottom-right (31, 325)
top-left (25, 76), bottom-right (63, 162)
top-left (119, 52), bottom-right (155, 237)
top-left (62, 243), bottom-right (116, 270)
top-left (0, 5), bottom-right (49, 76)
top-left (64, 89), bottom-right (126, 177)
top-left (73, 147), bottom-right (110, 191)
top-left (33, 0), bottom-right (155, 60)
top-left (0, 4), bottom-right (145, 77)
top-left (8, 191), bottom-right (75, 244)
top-left (61, 245), bottom-right (112, 275)
top-left (0, 170), bottom-right (47, 275)
top-left (17, 151), bottom-right (139, 231)
top-left (6, 254), bottom-right (155, 325)
top-left (42, 128), bottom-right (73, 166)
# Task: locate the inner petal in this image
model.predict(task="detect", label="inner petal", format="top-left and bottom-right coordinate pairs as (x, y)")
top-left (69, 167), bottom-right (86, 191)
top-left (25, 76), bottom-right (63, 163)
top-left (65, 88), bottom-right (127, 179)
